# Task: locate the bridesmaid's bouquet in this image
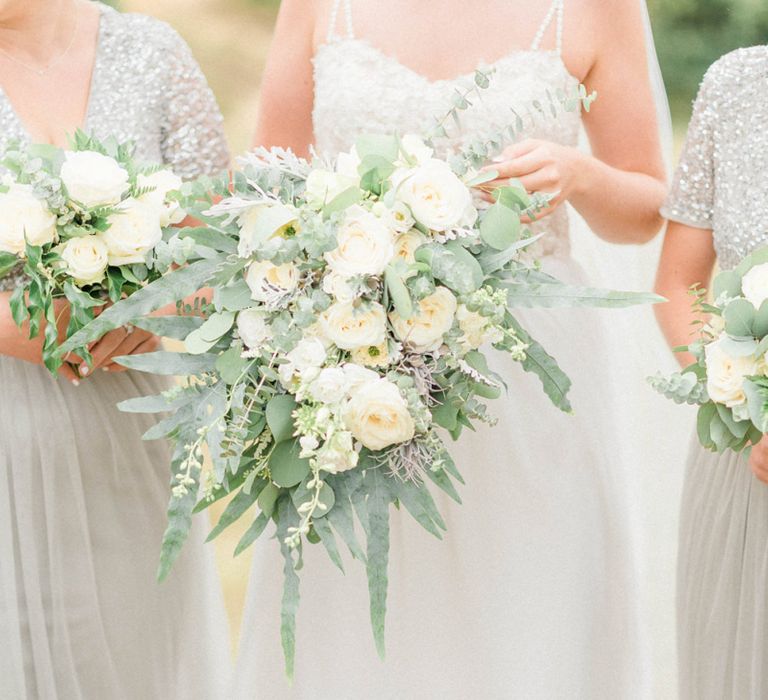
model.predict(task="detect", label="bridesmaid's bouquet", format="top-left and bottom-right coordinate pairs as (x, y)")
top-left (0, 131), bottom-right (192, 374)
top-left (651, 248), bottom-right (768, 452)
top-left (61, 125), bottom-right (660, 674)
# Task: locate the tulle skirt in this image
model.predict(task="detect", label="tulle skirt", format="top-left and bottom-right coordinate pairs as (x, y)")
top-left (0, 358), bottom-right (230, 699)
top-left (677, 435), bottom-right (768, 699)
top-left (231, 254), bottom-right (650, 699)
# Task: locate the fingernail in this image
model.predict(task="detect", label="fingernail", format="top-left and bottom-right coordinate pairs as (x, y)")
top-left (80, 365), bottom-right (89, 376)
top-left (102, 367), bottom-right (110, 372)
top-left (72, 379), bottom-right (80, 387)
top-left (491, 155), bottom-right (505, 163)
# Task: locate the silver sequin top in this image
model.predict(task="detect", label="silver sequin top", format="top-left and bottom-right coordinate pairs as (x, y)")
top-left (0, 2), bottom-right (230, 292)
top-left (662, 46), bottom-right (768, 270)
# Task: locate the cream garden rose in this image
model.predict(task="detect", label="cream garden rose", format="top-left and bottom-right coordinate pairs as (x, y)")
top-left (245, 260), bottom-right (299, 302)
top-left (0, 184), bottom-right (57, 254)
top-left (236, 308), bottom-right (272, 349)
top-left (60, 150), bottom-right (129, 208)
top-left (343, 378), bottom-right (415, 451)
top-left (321, 300), bottom-right (387, 350)
top-left (395, 160), bottom-right (475, 232)
top-left (325, 205), bottom-right (395, 278)
top-left (741, 263), bottom-right (768, 309)
top-left (393, 229), bottom-right (427, 265)
top-left (137, 169), bottom-right (185, 227)
top-left (60, 235), bottom-right (109, 286)
top-left (705, 336), bottom-right (759, 407)
top-left (322, 271), bottom-right (358, 302)
top-left (102, 199), bottom-right (163, 266)
top-left (391, 286), bottom-right (457, 353)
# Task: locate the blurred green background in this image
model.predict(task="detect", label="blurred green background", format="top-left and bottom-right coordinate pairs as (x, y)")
top-left (113, 0), bottom-right (767, 648)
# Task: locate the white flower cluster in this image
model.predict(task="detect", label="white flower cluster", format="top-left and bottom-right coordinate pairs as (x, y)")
top-left (0, 149), bottom-right (184, 286)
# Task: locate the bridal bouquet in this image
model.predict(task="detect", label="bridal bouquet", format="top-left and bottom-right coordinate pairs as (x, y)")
top-left (0, 131), bottom-right (192, 374)
top-left (61, 122), bottom-right (660, 673)
top-left (651, 248), bottom-right (768, 452)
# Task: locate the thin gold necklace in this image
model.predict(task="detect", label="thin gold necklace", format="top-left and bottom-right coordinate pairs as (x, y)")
top-left (0, 2), bottom-right (80, 77)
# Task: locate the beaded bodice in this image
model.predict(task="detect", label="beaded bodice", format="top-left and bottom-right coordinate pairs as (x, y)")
top-left (0, 2), bottom-right (229, 292)
top-left (663, 47), bottom-right (768, 270)
top-left (312, 0), bottom-right (581, 258)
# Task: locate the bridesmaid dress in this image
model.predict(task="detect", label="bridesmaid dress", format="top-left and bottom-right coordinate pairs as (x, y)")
top-left (0, 4), bottom-right (231, 699)
top-left (232, 1), bottom-right (651, 698)
top-left (662, 46), bottom-right (768, 700)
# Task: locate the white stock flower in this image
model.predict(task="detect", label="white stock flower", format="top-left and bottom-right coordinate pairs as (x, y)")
top-left (322, 271), bottom-right (358, 302)
top-left (279, 337), bottom-right (328, 390)
top-left (321, 300), bottom-right (387, 350)
top-left (60, 235), bottom-right (109, 286)
top-left (393, 229), bottom-right (427, 265)
top-left (136, 169), bottom-right (185, 226)
top-left (324, 205), bottom-right (395, 278)
top-left (60, 150), bottom-right (129, 208)
top-left (390, 286), bottom-right (457, 353)
top-left (741, 262), bottom-right (768, 309)
top-left (343, 378), bottom-right (415, 451)
top-left (0, 184), bottom-right (57, 254)
top-left (237, 203), bottom-right (299, 258)
top-left (245, 260), bottom-right (299, 302)
top-left (236, 308), bottom-right (272, 349)
top-left (400, 135), bottom-right (434, 164)
top-left (102, 198), bottom-right (163, 266)
top-left (308, 367), bottom-right (349, 405)
top-left (705, 336), bottom-right (758, 407)
top-left (316, 430), bottom-right (358, 473)
top-left (456, 304), bottom-right (504, 352)
top-left (395, 159), bottom-right (474, 232)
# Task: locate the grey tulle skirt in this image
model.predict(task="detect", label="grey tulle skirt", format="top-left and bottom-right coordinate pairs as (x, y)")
top-left (0, 357), bottom-right (230, 699)
top-left (678, 433), bottom-right (768, 699)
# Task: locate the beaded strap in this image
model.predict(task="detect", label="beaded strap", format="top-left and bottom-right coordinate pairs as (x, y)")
top-left (326, 0), bottom-right (354, 42)
top-left (530, 0), bottom-right (564, 55)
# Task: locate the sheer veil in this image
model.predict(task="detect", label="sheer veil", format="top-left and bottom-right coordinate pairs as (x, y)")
top-left (568, 2), bottom-right (692, 695)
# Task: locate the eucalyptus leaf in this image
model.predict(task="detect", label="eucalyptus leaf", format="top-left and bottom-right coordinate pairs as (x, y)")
top-left (269, 439), bottom-right (310, 488)
top-left (277, 498), bottom-right (301, 680)
top-left (503, 282), bottom-right (665, 309)
top-left (266, 394), bottom-right (298, 444)
top-left (132, 314), bottom-right (205, 340)
top-left (234, 511), bottom-right (270, 556)
top-left (723, 298), bottom-right (756, 338)
top-left (115, 351), bottom-right (218, 376)
top-left (479, 201), bottom-right (521, 250)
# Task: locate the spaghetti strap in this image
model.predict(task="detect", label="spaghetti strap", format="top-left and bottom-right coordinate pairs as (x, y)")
top-left (530, 0), bottom-right (564, 55)
top-left (326, 0), bottom-right (354, 42)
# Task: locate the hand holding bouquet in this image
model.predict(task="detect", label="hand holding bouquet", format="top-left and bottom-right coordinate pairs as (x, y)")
top-left (651, 247), bottom-right (768, 452)
top-left (0, 131), bottom-right (192, 375)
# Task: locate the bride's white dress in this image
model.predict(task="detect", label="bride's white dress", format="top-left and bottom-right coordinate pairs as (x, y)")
top-left (233, 1), bottom-right (650, 697)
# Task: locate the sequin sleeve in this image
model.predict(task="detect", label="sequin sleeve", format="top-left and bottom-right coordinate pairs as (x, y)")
top-left (158, 26), bottom-right (230, 180)
top-left (661, 67), bottom-right (719, 229)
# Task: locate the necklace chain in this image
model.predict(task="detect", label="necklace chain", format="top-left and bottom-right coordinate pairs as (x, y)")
top-left (0, 2), bottom-right (80, 77)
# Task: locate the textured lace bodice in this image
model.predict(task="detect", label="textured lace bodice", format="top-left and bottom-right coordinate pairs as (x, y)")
top-left (312, 1), bottom-right (581, 258)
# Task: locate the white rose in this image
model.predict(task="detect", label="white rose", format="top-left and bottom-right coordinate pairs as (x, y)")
top-left (322, 271), bottom-right (358, 302)
top-left (237, 204), bottom-right (299, 259)
top-left (335, 148), bottom-right (361, 179)
top-left (390, 286), bottom-right (457, 353)
top-left (236, 308), bottom-right (272, 349)
top-left (400, 135), bottom-right (434, 164)
top-left (136, 169), bottom-right (185, 226)
top-left (705, 336), bottom-right (758, 407)
top-left (342, 363), bottom-right (382, 392)
top-left (60, 235), bottom-right (109, 286)
top-left (456, 304), bottom-right (503, 352)
top-left (305, 169), bottom-right (356, 209)
top-left (245, 260), bottom-right (299, 302)
top-left (343, 378), bottom-right (415, 451)
top-left (102, 198), bottom-right (163, 266)
top-left (321, 300), bottom-right (387, 350)
top-left (372, 200), bottom-right (414, 234)
top-left (393, 229), bottom-right (427, 265)
top-left (308, 367), bottom-right (350, 405)
top-left (324, 205), bottom-right (395, 278)
top-left (395, 159), bottom-right (474, 232)
top-left (279, 337), bottom-right (328, 390)
top-left (741, 263), bottom-right (768, 309)
top-left (0, 183), bottom-right (57, 254)
top-left (60, 150), bottom-right (129, 208)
